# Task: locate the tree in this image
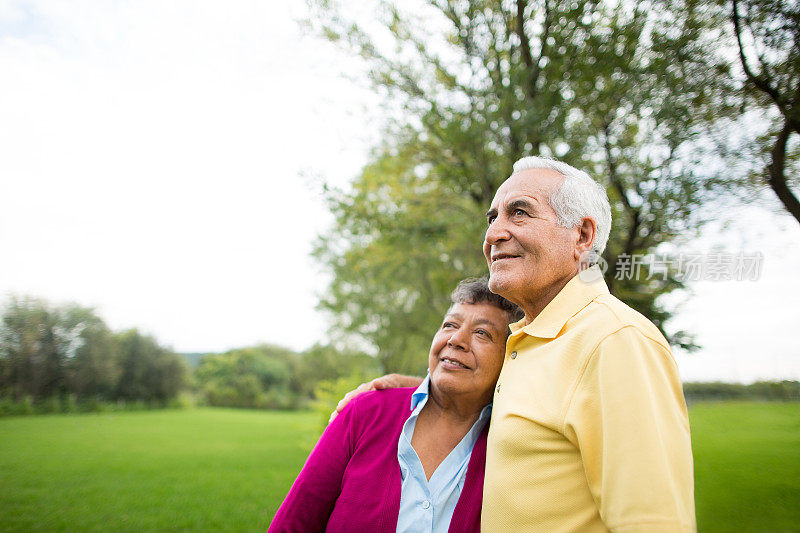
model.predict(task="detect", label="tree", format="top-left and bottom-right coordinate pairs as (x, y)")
top-left (114, 329), bottom-right (186, 403)
top-left (0, 296), bottom-right (53, 400)
top-left (64, 306), bottom-right (120, 401)
top-left (294, 343), bottom-right (381, 398)
top-left (195, 344), bottom-right (298, 409)
top-left (1, 297), bottom-right (186, 407)
top-left (653, 0), bottom-right (799, 223)
top-left (309, 0), bottom-right (719, 372)
top-left (0, 297), bottom-right (108, 401)
top-left (732, 0), bottom-right (800, 222)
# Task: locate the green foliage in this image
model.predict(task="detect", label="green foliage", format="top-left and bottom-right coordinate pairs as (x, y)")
top-left (0, 296), bottom-right (186, 407)
top-left (0, 296), bottom-right (380, 415)
top-left (294, 343), bottom-right (381, 398)
top-left (308, 0), bottom-right (734, 371)
top-left (684, 380), bottom-right (800, 403)
top-left (315, 148), bottom-right (492, 373)
top-left (0, 297), bottom-right (378, 414)
top-left (194, 343), bottom-right (380, 410)
top-left (310, 370), bottom-right (381, 430)
top-left (114, 329), bottom-right (187, 404)
top-left (0, 395), bottom-right (196, 417)
top-left (0, 296), bottom-right (76, 400)
top-left (62, 306), bottom-right (121, 400)
top-left (652, 0), bottom-right (800, 222)
top-left (0, 396), bottom-right (34, 417)
top-left (195, 345), bottom-right (298, 409)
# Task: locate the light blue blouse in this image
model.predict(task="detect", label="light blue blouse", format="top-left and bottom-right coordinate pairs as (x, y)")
top-left (395, 375), bottom-right (492, 533)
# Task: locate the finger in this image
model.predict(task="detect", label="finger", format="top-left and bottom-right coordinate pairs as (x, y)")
top-left (372, 374), bottom-right (398, 389)
top-left (335, 391), bottom-right (354, 413)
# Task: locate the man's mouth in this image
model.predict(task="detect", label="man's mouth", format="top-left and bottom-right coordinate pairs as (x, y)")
top-left (491, 252), bottom-right (519, 264)
top-left (440, 357), bottom-right (470, 370)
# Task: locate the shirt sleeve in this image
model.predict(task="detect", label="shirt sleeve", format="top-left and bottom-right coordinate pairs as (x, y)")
top-left (268, 401), bottom-right (357, 532)
top-left (564, 326), bottom-right (696, 533)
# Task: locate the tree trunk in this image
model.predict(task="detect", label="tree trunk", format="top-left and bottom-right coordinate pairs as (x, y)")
top-left (767, 121), bottom-right (800, 225)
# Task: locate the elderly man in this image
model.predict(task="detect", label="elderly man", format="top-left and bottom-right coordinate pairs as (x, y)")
top-left (480, 156), bottom-right (694, 532)
top-left (335, 156), bottom-right (695, 532)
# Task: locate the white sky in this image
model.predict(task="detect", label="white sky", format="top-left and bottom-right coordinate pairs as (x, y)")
top-left (1, 0), bottom-right (798, 383)
top-left (665, 206), bottom-right (800, 383)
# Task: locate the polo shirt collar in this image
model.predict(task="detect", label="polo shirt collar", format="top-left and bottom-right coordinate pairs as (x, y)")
top-left (509, 265), bottom-right (609, 339)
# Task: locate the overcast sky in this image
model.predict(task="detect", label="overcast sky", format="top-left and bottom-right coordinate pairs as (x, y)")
top-left (1, 0), bottom-right (798, 383)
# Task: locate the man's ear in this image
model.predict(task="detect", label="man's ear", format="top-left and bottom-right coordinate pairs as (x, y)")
top-left (574, 217), bottom-right (597, 261)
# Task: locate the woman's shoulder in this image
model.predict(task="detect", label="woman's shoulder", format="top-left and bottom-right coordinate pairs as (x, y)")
top-left (352, 386), bottom-right (415, 408)
top-left (346, 387), bottom-right (416, 421)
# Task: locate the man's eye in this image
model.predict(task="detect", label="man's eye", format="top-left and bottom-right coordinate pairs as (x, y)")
top-left (487, 215), bottom-right (496, 224)
top-left (442, 322), bottom-right (456, 329)
top-left (512, 209), bottom-right (527, 217)
top-left (475, 329), bottom-right (491, 338)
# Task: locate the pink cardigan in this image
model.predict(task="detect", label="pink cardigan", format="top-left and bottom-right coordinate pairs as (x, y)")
top-left (268, 388), bottom-right (487, 533)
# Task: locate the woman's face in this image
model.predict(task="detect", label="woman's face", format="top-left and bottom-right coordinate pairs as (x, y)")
top-left (428, 302), bottom-right (509, 404)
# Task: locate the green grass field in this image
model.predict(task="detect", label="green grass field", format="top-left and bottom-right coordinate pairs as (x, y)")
top-left (0, 409), bottom-right (319, 532)
top-left (1, 403), bottom-right (798, 532)
top-left (690, 402), bottom-right (800, 532)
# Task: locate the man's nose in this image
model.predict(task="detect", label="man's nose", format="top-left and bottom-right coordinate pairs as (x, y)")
top-left (485, 216), bottom-right (510, 245)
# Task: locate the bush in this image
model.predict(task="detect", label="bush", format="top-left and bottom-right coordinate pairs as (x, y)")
top-left (684, 381), bottom-right (800, 403)
top-left (0, 396), bottom-right (194, 417)
top-left (64, 394), bottom-right (78, 413)
top-left (311, 374), bottom-right (373, 430)
top-left (38, 396), bottom-right (62, 414)
top-left (167, 392), bottom-right (196, 410)
top-left (0, 396), bottom-right (34, 417)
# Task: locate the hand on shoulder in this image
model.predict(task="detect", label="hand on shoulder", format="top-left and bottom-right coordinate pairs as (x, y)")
top-left (329, 373), bottom-right (424, 423)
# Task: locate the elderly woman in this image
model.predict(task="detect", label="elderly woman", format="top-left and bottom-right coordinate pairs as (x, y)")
top-left (268, 278), bottom-right (522, 533)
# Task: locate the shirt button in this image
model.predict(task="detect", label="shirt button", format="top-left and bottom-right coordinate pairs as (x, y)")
top-left (510, 351), bottom-right (517, 359)
top-left (496, 383), bottom-right (501, 393)
top-left (421, 500), bottom-right (430, 509)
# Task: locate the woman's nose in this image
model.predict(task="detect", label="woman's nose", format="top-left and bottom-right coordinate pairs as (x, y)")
top-left (447, 328), bottom-right (469, 350)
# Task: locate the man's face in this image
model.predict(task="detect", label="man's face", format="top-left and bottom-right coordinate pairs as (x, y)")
top-left (428, 302), bottom-right (509, 404)
top-left (483, 169), bottom-right (581, 310)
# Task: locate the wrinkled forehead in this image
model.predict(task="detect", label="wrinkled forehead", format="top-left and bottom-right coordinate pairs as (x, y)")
top-left (490, 168), bottom-right (564, 208)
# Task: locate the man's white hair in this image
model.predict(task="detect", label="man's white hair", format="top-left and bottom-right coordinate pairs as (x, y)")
top-left (512, 156), bottom-right (612, 258)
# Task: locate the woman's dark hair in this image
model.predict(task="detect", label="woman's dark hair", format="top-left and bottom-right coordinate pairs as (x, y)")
top-left (450, 277), bottom-right (524, 323)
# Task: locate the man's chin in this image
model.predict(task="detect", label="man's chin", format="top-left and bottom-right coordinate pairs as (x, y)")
top-left (487, 274), bottom-right (513, 298)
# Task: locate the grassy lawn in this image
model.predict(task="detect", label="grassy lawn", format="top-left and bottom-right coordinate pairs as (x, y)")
top-left (1, 402), bottom-right (798, 532)
top-left (0, 408), bottom-right (319, 532)
top-left (690, 402), bottom-right (800, 532)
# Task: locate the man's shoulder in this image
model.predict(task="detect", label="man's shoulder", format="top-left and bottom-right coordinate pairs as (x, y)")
top-left (576, 293), bottom-right (670, 352)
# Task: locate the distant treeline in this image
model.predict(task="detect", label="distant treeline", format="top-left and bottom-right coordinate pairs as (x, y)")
top-left (3, 296), bottom-right (798, 417)
top-left (0, 295), bottom-right (381, 416)
top-left (683, 381), bottom-right (800, 403)
top-left (192, 357), bottom-right (800, 412)
top-left (0, 296), bottom-right (186, 415)
top-left (191, 344), bottom-right (380, 410)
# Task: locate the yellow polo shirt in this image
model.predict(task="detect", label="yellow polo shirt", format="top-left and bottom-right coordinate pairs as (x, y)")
top-left (482, 267), bottom-right (695, 532)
